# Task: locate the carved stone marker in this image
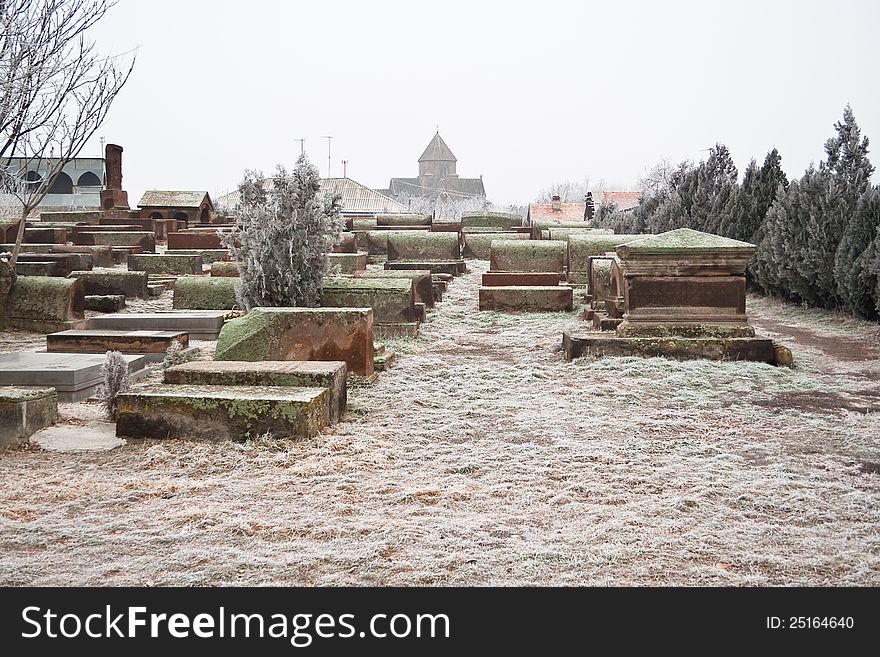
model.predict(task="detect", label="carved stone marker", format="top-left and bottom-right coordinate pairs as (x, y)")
top-left (99, 143), bottom-right (130, 210)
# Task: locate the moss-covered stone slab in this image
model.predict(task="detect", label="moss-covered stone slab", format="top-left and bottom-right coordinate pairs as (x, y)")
top-left (375, 214), bottom-right (431, 227)
top-left (385, 260), bottom-right (465, 276)
top-left (387, 232), bottom-right (460, 261)
top-left (116, 384), bottom-right (329, 441)
top-left (128, 253), bottom-right (204, 275)
top-left (322, 277), bottom-right (416, 324)
top-left (164, 360), bottom-right (346, 424)
top-left (333, 232), bottom-right (356, 253)
top-left (14, 252), bottom-right (93, 276)
top-left (463, 232), bottom-right (528, 259)
top-left (618, 228), bottom-right (756, 256)
top-left (562, 331), bottom-right (777, 364)
top-left (69, 268), bottom-right (149, 299)
top-left (71, 231), bottom-right (156, 252)
top-left (165, 248), bottom-right (230, 263)
top-left (3, 276), bottom-right (85, 331)
top-left (461, 211), bottom-right (523, 230)
top-left (479, 285), bottom-right (573, 312)
top-left (374, 323), bottom-right (419, 339)
top-left (167, 231), bottom-right (223, 250)
top-left (481, 272), bottom-right (561, 286)
top-left (215, 307), bottom-right (375, 376)
top-left (568, 234), bottom-right (642, 284)
top-left (172, 276), bottom-right (239, 310)
top-left (47, 329), bottom-right (188, 354)
top-left (14, 261), bottom-right (57, 277)
top-left (352, 218), bottom-right (378, 230)
top-left (354, 269), bottom-right (434, 308)
top-left (87, 311), bottom-right (227, 340)
top-left (83, 294), bottom-right (126, 312)
top-left (24, 227), bottom-right (68, 244)
top-left (327, 251), bottom-right (368, 274)
top-left (0, 387), bottom-right (58, 448)
top-left (490, 240), bottom-right (566, 273)
top-left (210, 261), bottom-right (239, 277)
top-left (39, 210), bottom-right (103, 224)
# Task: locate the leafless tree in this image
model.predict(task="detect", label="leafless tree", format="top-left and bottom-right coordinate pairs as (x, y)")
top-left (534, 177), bottom-right (592, 203)
top-left (0, 0), bottom-right (134, 264)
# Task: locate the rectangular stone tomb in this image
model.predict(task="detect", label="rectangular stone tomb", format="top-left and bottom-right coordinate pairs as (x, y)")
top-left (3, 276), bottom-right (84, 332)
top-left (214, 307), bottom-right (375, 376)
top-left (384, 260), bottom-right (465, 276)
top-left (333, 232), bottom-right (356, 253)
top-left (69, 268), bottom-right (149, 299)
top-left (0, 387), bottom-right (58, 448)
top-left (327, 251), bottom-right (368, 274)
top-left (87, 311), bottom-right (227, 340)
top-left (463, 232), bottom-right (528, 260)
top-left (165, 248), bottom-right (229, 263)
top-left (210, 261), bottom-right (239, 277)
top-left (562, 332), bottom-right (776, 364)
top-left (14, 261), bottom-right (58, 277)
top-left (47, 329), bottom-right (189, 356)
top-left (387, 232), bottom-right (461, 261)
top-left (490, 240), bottom-right (566, 274)
top-left (481, 272), bottom-right (562, 286)
top-left (167, 231), bottom-right (223, 250)
top-left (0, 352), bottom-right (147, 402)
top-left (354, 269), bottom-right (434, 308)
top-left (116, 384), bottom-right (329, 441)
top-left (164, 360), bottom-right (347, 424)
top-left (128, 253), bottom-right (204, 275)
top-left (83, 294), bottom-right (126, 312)
top-left (614, 228), bottom-right (757, 338)
top-left (172, 276), bottom-right (238, 310)
top-left (375, 214), bottom-right (431, 227)
top-left (321, 277), bottom-right (417, 325)
top-left (461, 211), bottom-right (523, 230)
top-left (479, 286), bottom-right (573, 312)
top-left (14, 252), bottom-right (93, 276)
top-left (71, 231), bottom-right (156, 252)
top-left (24, 227), bottom-right (68, 244)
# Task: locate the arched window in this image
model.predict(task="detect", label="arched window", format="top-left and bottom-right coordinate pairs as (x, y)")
top-left (77, 171), bottom-right (102, 187)
top-left (199, 208), bottom-right (209, 224)
top-left (48, 172), bottom-right (73, 194)
top-left (25, 170), bottom-right (42, 190)
top-left (149, 212), bottom-right (163, 220)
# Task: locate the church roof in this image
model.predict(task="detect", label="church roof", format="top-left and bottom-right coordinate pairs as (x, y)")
top-left (388, 177), bottom-right (485, 199)
top-left (320, 177), bottom-right (408, 214)
top-left (418, 132), bottom-right (457, 163)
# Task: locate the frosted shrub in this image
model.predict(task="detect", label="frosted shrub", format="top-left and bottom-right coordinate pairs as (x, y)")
top-left (96, 350), bottom-right (130, 420)
top-left (162, 339), bottom-right (188, 369)
top-left (221, 155), bottom-right (342, 310)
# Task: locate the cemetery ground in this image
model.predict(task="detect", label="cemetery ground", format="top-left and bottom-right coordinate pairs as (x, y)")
top-left (0, 261), bottom-right (878, 586)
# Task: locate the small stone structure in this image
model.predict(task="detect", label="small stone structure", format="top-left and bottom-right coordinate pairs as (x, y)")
top-left (460, 211), bottom-right (522, 231)
top-left (567, 233), bottom-right (643, 284)
top-left (214, 307), bottom-right (375, 376)
top-left (463, 232), bottom-right (528, 260)
top-left (3, 276), bottom-right (84, 331)
top-left (387, 231), bottom-right (461, 262)
top-left (138, 191), bottom-right (215, 226)
top-left (321, 277), bottom-right (419, 338)
top-left (164, 360), bottom-right (347, 425)
top-left (0, 387), bottom-right (58, 448)
top-left (172, 277), bottom-right (238, 310)
top-left (166, 230), bottom-right (223, 250)
top-left (479, 286), bottom-right (573, 312)
top-left (481, 272), bottom-right (561, 287)
top-left (210, 261), bottom-right (239, 277)
top-left (71, 230), bottom-right (156, 252)
top-left (327, 251), bottom-right (368, 274)
top-left (128, 253), bottom-right (204, 275)
top-left (69, 268), bottom-right (149, 299)
top-left (83, 294), bottom-right (126, 312)
top-left (489, 240), bottom-right (566, 275)
top-left (354, 269), bottom-right (434, 308)
top-left (87, 311), bottom-right (227, 340)
top-left (47, 329), bottom-right (189, 356)
top-left (99, 143), bottom-right (130, 210)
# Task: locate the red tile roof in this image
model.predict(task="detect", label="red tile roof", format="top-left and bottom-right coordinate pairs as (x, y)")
top-left (602, 191), bottom-right (640, 211)
top-left (527, 202), bottom-right (586, 223)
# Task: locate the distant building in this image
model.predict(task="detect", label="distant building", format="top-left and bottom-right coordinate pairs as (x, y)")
top-left (526, 195), bottom-right (589, 225)
top-left (601, 191), bottom-right (640, 212)
top-left (381, 132), bottom-right (486, 200)
top-left (138, 190), bottom-right (214, 225)
top-left (0, 157), bottom-right (105, 213)
top-left (215, 177), bottom-right (407, 217)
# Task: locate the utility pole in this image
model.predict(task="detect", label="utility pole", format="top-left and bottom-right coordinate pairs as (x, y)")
top-left (341, 159), bottom-right (348, 178)
top-left (321, 135), bottom-right (332, 178)
top-left (294, 138), bottom-right (305, 157)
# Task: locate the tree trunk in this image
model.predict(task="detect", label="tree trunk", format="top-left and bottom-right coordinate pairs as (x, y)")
top-left (9, 206), bottom-right (29, 266)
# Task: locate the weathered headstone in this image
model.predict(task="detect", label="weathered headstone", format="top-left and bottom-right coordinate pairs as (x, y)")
top-left (489, 240), bottom-right (565, 274)
top-left (83, 294), bottom-right (126, 312)
top-left (214, 307), bottom-right (375, 376)
top-left (172, 276), bottom-right (238, 310)
top-left (463, 232), bottom-right (528, 259)
top-left (128, 253), bottom-right (204, 275)
top-left (0, 387), bottom-right (58, 448)
top-left (99, 143), bottom-right (130, 210)
top-left (3, 276), bottom-right (84, 331)
top-left (210, 261), bottom-right (239, 277)
top-left (69, 268), bottom-right (149, 299)
top-left (567, 233), bottom-right (642, 284)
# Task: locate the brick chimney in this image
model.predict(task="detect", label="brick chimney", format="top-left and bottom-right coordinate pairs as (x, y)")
top-left (551, 194), bottom-right (561, 211)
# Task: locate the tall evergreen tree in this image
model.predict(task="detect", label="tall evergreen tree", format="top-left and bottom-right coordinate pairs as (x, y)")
top-left (836, 186), bottom-right (880, 317)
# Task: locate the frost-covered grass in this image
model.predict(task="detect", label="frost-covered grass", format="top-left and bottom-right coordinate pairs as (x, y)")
top-left (0, 262), bottom-right (878, 586)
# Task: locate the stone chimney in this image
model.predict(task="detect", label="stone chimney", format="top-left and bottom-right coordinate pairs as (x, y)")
top-left (551, 194), bottom-right (561, 212)
top-left (99, 143), bottom-right (129, 210)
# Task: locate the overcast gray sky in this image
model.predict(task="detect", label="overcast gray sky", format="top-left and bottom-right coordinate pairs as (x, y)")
top-left (88, 0), bottom-right (880, 206)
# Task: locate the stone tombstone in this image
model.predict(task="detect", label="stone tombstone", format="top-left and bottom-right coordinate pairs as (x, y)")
top-left (100, 143), bottom-right (130, 210)
top-left (614, 228), bottom-right (757, 338)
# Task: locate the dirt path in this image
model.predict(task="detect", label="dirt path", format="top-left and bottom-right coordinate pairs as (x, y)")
top-left (1, 262), bottom-right (878, 586)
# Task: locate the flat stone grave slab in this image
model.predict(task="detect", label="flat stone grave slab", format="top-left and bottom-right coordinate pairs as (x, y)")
top-left (69, 268), bottom-right (149, 299)
top-left (210, 261), bottom-right (239, 277)
top-left (562, 331), bottom-right (777, 364)
top-left (482, 271), bottom-right (562, 286)
top-left (167, 232), bottom-right (223, 250)
top-left (0, 387), bottom-right (58, 448)
top-left (164, 248), bottom-right (229, 263)
top-left (83, 294), bottom-right (126, 312)
top-left (116, 384), bottom-right (329, 441)
top-left (164, 360), bottom-right (347, 424)
top-left (173, 276), bottom-right (238, 310)
top-left (128, 253), bottom-right (203, 275)
top-left (86, 311), bottom-right (227, 340)
top-left (71, 231), bottom-right (156, 252)
top-left (0, 353), bottom-right (146, 402)
top-left (479, 286), bottom-right (574, 312)
top-left (47, 329), bottom-right (189, 355)
top-left (327, 251), bottom-right (368, 274)
top-left (490, 240), bottom-right (566, 274)
top-left (385, 260), bottom-right (465, 276)
top-left (30, 421), bottom-right (124, 452)
top-left (463, 232), bottom-right (528, 259)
